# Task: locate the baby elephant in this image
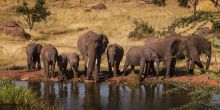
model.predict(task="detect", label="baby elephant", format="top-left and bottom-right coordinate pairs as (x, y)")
top-left (68, 53), bottom-right (80, 78)
top-left (140, 47), bottom-right (160, 82)
top-left (25, 43), bottom-right (42, 71)
top-left (107, 43), bottom-right (124, 77)
top-left (57, 54), bottom-right (68, 80)
top-left (41, 44), bottom-right (58, 78)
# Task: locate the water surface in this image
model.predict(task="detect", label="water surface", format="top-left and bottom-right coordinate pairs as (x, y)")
top-left (0, 81), bottom-right (195, 110)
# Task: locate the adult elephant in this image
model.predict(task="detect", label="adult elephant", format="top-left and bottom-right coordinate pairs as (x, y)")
top-left (25, 43), bottom-right (42, 71)
top-left (165, 35), bottom-right (212, 74)
top-left (41, 44), bottom-right (58, 78)
top-left (77, 31), bottom-right (109, 82)
top-left (144, 37), bottom-right (181, 77)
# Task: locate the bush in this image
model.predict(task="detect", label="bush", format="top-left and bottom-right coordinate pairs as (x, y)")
top-left (177, 0), bottom-right (188, 7)
top-left (153, 0), bottom-right (166, 6)
top-left (128, 20), bottom-right (155, 40)
top-left (212, 21), bottom-right (220, 33)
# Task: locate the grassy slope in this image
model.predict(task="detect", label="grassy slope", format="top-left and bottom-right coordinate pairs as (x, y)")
top-left (0, 0), bottom-right (219, 74)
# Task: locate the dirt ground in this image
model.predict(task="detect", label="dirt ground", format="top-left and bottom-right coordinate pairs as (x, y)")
top-left (0, 70), bottom-right (219, 87)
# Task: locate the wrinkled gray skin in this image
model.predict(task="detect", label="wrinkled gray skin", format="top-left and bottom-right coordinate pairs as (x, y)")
top-left (165, 35), bottom-right (212, 74)
top-left (140, 47), bottom-right (160, 81)
top-left (41, 44), bottom-right (58, 78)
top-left (25, 43), bottom-right (42, 71)
top-left (77, 31), bottom-right (109, 82)
top-left (107, 43), bottom-right (124, 77)
top-left (57, 54), bottom-right (68, 79)
top-left (122, 46), bottom-right (149, 76)
top-left (68, 53), bottom-right (80, 78)
top-left (144, 38), bottom-right (181, 77)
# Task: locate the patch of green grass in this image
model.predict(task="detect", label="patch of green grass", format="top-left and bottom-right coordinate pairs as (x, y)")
top-left (0, 79), bottom-right (37, 105)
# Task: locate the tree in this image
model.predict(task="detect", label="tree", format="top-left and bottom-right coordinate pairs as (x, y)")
top-left (16, 0), bottom-right (50, 30)
top-left (189, 0), bottom-right (199, 14)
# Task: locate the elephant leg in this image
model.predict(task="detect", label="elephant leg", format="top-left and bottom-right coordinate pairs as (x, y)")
top-left (72, 66), bottom-right (79, 78)
top-left (122, 63), bottom-right (129, 76)
top-left (51, 62), bottom-right (56, 78)
top-left (44, 62), bottom-right (49, 77)
top-left (149, 61), bottom-right (156, 75)
top-left (186, 59), bottom-right (190, 75)
top-left (37, 56), bottom-right (41, 70)
top-left (189, 60), bottom-right (195, 75)
top-left (27, 57), bottom-right (30, 71)
top-left (116, 62), bottom-right (121, 76)
top-left (108, 60), bottom-right (113, 77)
top-left (170, 58), bottom-right (176, 77)
top-left (33, 59), bottom-right (37, 70)
top-left (155, 60), bottom-right (160, 79)
top-left (83, 54), bottom-right (88, 74)
top-left (165, 59), bottom-right (172, 78)
top-left (113, 62), bottom-right (118, 77)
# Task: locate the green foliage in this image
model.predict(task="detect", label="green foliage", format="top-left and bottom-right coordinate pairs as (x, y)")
top-left (16, 0), bottom-right (50, 30)
top-left (0, 79), bottom-right (37, 105)
top-left (165, 11), bottom-right (213, 34)
top-left (128, 20), bottom-right (155, 40)
top-left (212, 21), bottom-right (220, 33)
top-left (177, 0), bottom-right (188, 7)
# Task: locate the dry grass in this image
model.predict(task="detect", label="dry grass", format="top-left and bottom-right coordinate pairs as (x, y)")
top-left (0, 0), bottom-right (219, 74)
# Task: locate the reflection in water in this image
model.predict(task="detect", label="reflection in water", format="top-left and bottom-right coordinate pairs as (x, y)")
top-left (4, 81), bottom-right (216, 110)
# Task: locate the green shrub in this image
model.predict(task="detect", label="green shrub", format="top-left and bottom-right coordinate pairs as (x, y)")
top-left (177, 0), bottom-right (188, 7)
top-left (128, 20), bottom-right (155, 40)
top-left (212, 21), bottom-right (220, 33)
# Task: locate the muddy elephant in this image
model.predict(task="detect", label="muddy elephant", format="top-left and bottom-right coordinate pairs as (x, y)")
top-left (57, 54), bottom-right (68, 80)
top-left (41, 44), bottom-right (58, 78)
top-left (140, 47), bottom-right (160, 81)
top-left (68, 53), bottom-right (80, 78)
top-left (107, 43), bottom-right (124, 77)
top-left (77, 31), bottom-right (109, 82)
top-left (144, 37), bottom-right (181, 77)
top-left (25, 43), bottom-right (42, 71)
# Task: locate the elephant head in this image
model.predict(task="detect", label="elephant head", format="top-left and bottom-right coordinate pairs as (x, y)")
top-left (170, 39), bottom-right (182, 56)
top-left (84, 32), bottom-right (109, 79)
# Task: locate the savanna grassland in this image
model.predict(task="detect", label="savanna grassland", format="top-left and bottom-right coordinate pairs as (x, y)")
top-left (0, 0), bottom-right (220, 77)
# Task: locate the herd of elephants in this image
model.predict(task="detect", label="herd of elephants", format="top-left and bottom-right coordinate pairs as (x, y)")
top-left (26, 31), bottom-right (212, 82)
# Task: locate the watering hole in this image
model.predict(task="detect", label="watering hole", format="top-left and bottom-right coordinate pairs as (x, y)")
top-left (1, 80), bottom-right (220, 110)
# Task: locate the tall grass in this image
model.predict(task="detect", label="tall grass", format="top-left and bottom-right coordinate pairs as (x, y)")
top-left (0, 79), bottom-right (37, 105)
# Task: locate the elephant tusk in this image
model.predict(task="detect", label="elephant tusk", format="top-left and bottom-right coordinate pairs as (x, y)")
top-left (87, 58), bottom-right (89, 68)
top-left (206, 56), bottom-right (209, 60)
top-left (114, 61), bottom-right (117, 64)
top-left (95, 59), bottom-right (98, 65)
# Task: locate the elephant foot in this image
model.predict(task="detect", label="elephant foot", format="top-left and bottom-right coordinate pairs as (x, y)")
top-left (113, 74), bottom-right (118, 77)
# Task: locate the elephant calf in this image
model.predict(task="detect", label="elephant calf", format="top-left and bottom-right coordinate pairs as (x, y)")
top-left (25, 43), bottom-right (42, 71)
top-left (68, 53), bottom-right (80, 78)
top-left (57, 54), bottom-right (68, 80)
top-left (107, 43), bottom-right (124, 77)
top-left (140, 47), bottom-right (160, 81)
top-left (41, 44), bottom-right (58, 78)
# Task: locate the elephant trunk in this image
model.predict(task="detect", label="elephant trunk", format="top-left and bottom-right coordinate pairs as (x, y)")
top-left (206, 52), bottom-right (211, 70)
top-left (87, 52), bottom-right (96, 79)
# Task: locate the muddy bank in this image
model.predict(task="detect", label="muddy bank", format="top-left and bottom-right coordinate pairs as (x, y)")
top-left (0, 70), bottom-right (219, 87)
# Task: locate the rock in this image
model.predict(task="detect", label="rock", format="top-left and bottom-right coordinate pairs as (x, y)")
top-left (0, 20), bottom-right (28, 40)
top-left (91, 3), bottom-right (107, 10)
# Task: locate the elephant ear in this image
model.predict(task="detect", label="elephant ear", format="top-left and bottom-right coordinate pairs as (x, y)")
top-left (100, 34), bottom-right (109, 53)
